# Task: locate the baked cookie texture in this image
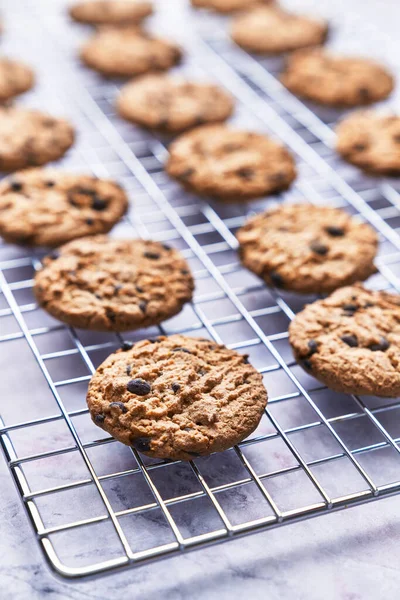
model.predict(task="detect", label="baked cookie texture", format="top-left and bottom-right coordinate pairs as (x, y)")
top-left (336, 111), bottom-right (400, 176)
top-left (280, 49), bottom-right (394, 107)
top-left (0, 57), bottom-right (34, 102)
top-left (289, 285), bottom-right (400, 397)
top-left (69, 0), bottom-right (153, 25)
top-left (87, 335), bottom-right (268, 460)
top-left (191, 0), bottom-right (273, 13)
top-left (0, 107), bottom-right (75, 172)
top-left (231, 6), bottom-right (328, 54)
top-left (34, 236), bottom-right (194, 331)
top-left (0, 169), bottom-right (128, 247)
top-left (80, 27), bottom-right (182, 78)
top-left (236, 204), bottom-right (378, 294)
top-left (166, 125), bottom-right (296, 201)
top-left (117, 74), bottom-right (234, 133)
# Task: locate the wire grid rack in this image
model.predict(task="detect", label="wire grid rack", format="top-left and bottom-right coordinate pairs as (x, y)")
top-left (1, 0), bottom-right (400, 580)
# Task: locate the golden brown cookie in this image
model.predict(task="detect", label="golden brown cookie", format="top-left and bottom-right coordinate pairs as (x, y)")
top-left (336, 111), bottom-right (400, 176)
top-left (231, 6), bottom-right (328, 54)
top-left (0, 57), bottom-right (34, 102)
top-left (34, 236), bottom-right (194, 331)
top-left (0, 169), bottom-right (128, 247)
top-left (289, 285), bottom-right (400, 397)
top-left (69, 0), bottom-right (153, 25)
top-left (80, 27), bottom-right (182, 78)
top-left (0, 107), bottom-right (75, 172)
top-left (236, 204), bottom-right (378, 294)
top-left (166, 125), bottom-right (296, 201)
top-left (87, 334), bottom-right (268, 460)
top-left (191, 0), bottom-right (273, 13)
top-left (280, 49), bottom-right (394, 107)
top-left (117, 74), bottom-right (234, 132)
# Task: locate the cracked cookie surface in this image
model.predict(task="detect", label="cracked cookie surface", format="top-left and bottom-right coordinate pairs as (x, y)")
top-left (80, 27), bottom-right (182, 78)
top-left (166, 125), bottom-right (296, 201)
top-left (0, 107), bottom-right (75, 172)
top-left (289, 285), bottom-right (400, 397)
top-left (336, 111), bottom-right (400, 176)
top-left (117, 74), bottom-right (234, 132)
top-left (231, 6), bottom-right (328, 54)
top-left (280, 49), bottom-right (394, 107)
top-left (0, 169), bottom-right (128, 247)
top-left (69, 0), bottom-right (153, 25)
top-left (237, 204), bottom-right (378, 294)
top-left (34, 236), bottom-right (194, 331)
top-left (0, 57), bottom-right (34, 102)
top-left (87, 334), bottom-right (268, 460)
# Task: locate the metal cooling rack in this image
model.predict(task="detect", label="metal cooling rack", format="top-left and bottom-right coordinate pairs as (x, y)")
top-left (1, 0), bottom-right (400, 580)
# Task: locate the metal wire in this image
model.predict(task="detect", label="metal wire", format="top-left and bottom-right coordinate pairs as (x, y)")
top-left (1, 0), bottom-right (400, 579)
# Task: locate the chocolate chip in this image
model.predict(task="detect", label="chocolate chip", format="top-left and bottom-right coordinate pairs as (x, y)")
top-left (94, 413), bottom-right (105, 424)
top-left (178, 168), bottom-right (195, 180)
top-left (48, 250), bottom-right (60, 260)
top-left (270, 172), bottom-right (286, 183)
top-left (109, 401), bottom-right (127, 413)
top-left (236, 167), bottom-right (254, 180)
top-left (302, 359), bottom-right (313, 371)
top-left (325, 226), bottom-right (345, 237)
top-left (144, 251), bottom-right (160, 260)
top-left (86, 218), bottom-right (94, 225)
top-left (131, 437), bottom-right (151, 452)
top-left (358, 87), bottom-right (370, 101)
top-left (10, 181), bottom-right (22, 191)
top-left (92, 197), bottom-right (108, 211)
top-left (353, 143), bottom-right (367, 152)
top-left (121, 341), bottom-right (134, 351)
top-left (307, 340), bottom-right (319, 355)
top-left (114, 284), bottom-right (123, 293)
top-left (126, 364), bottom-right (132, 376)
top-left (45, 180), bottom-right (55, 187)
top-left (139, 301), bottom-right (147, 313)
top-left (343, 303), bottom-right (358, 313)
top-left (270, 271), bottom-right (284, 287)
top-left (172, 383), bottom-right (180, 393)
top-left (183, 427), bottom-right (193, 432)
top-left (341, 334), bottom-right (358, 347)
top-left (162, 244), bottom-right (172, 251)
top-left (369, 337), bottom-right (390, 352)
top-left (310, 241), bottom-right (329, 256)
top-left (127, 378), bottom-right (151, 395)
top-left (148, 337), bottom-right (161, 343)
top-left (181, 269), bottom-right (189, 275)
top-left (136, 285), bottom-right (144, 293)
top-left (242, 355), bottom-right (249, 364)
top-left (106, 308), bottom-right (116, 322)
top-left (172, 347), bottom-right (191, 354)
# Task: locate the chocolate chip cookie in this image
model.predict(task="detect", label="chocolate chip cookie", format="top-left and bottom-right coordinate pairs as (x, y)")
top-left (117, 74), bottom-right (234, 133)
top-left (69, 0), bottom-right (153, 25)
top-left (237, 204), bottom-right (378, 294)
top-left (0, 58), bottom-right (34, 102)
top-left (34, 237), bottom-right (194, 331)
top-left (336, 111), bottom-right (400, 176)
top-left (87, 334), bottom-right (268, 460)
top-left (191, 0), bottom-right (273, 13)
top-left (166, 125), bottom-right (296, 201)
top-left (0, 107), bottom-right (75, 172)
top-left (280, 49), bottom-right (394, 107)
top-left (289, 285), bottom-right (400, 397)
top-left (80, 27), bottom-right (182, 78)
top-left (231, 6), bottom-right (328, 54)
top-left (0, 169), bottom-right (128, 247)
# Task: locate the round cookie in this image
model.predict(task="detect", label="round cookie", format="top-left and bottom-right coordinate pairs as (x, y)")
top-left (34, 236), bottom-right (194, 331)
top-left (231, 6), bottom-right (328, 54)
top-left (0, 57), bottom-right (34, 102)
top-left (80, 27), bottom-right (182, 78)
top-left (191, 0), bottom-right (273, 13)
top-left (166, 125), bottom-right (296, 201)
top-left (237, 204), bottom-right (378, 294)
top-left (289, 285), bottom-right (400, 398)
top-left (87, 334), bottom-right (268, 460)
top-left (0, 107), bottom-right (75, 172)
top-left (0, 169), bottom-right (128, 247)
top-left (336, 111), bottom-right (400, 176)
top-left (280, 49), bottom-right (394, 107)
top-left (117, 74), bottom-right (234, 133)
top-left (69, 0), bottom-right (153, 25)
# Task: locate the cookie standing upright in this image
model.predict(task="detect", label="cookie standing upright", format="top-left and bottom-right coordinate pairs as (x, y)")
top-left (0, 169), bottom-right (128, 247)
top-left (117, 74), bottom-right (234, 132)
top-left (80, 27), bottom-right (182, 78)
top-left (166, 125), bottom-right (296, 201)
top-left (280, 48), bottom-right (394, 107)
top-left (236, 204), bottom-right (378, 294)
top-left (69, 0), bottom-right (153, 25)
top-left (336, 111), bottom-right (400, 176)
top-left (87, 335), bottom-right (268, 460)
top-left (34, 236), bottom-right (194, 331)
top-left (0, 58), bottom-right (35, 102)
top-left (231, 6), bottom-right (328, 54)
top-left (289, 285), bottom-right (400, 397)
top-left (0, 107), bottom-right (75, 172)
top-left (191, 0), bottom-right (273, 13)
